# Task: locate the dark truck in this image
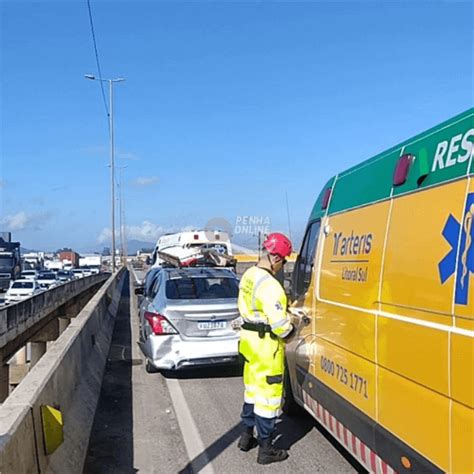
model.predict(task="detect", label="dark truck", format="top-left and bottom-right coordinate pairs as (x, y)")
top-left (0, 232), bottom-right (21, 292)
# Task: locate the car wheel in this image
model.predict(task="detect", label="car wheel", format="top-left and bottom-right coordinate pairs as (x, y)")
top-left (145, 359), bottom-right (158, 373)
top-left (281, 363), bottom-right (305, 417)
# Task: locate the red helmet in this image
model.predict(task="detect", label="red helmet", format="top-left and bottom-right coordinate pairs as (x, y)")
top-left (263, 232), bottom-right (292, 258)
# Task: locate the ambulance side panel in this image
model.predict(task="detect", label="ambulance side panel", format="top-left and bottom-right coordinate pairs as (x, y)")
top-left (450, 177), bottom-right (474, 473)
top-left (288, 109), bottom-right (473, 474)
top-left (315, 201), bottom-right (391, 423)
top-left (378, 181), bottom-right (466, 471)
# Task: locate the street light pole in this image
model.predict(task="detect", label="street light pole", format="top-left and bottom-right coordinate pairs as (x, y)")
top-left (109, 80), bottom-right (116, 271)
top-left (85, 74), bottom-right (125, 272)
top-left (117, 165), bottom-right (127, 266)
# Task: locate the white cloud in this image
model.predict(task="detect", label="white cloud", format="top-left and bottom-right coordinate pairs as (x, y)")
top-left (98, 221), bottom-right (164, 243)
top-left (0, 211), bottom-right (51, 231)
top-left (97, 227), bottom-right (113, 244)
top-left (97, 221), bottom-right (195, 243)
top-left (1, 212), bottom-right (28, 230)
top-left (133, 176), bottom-right (159, 187)
top-left (126, 221), bottom-right (165, 240)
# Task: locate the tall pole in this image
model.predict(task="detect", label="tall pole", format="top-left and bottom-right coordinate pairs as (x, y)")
top-left (117, 165), bottom-right (127, 267)
top-left (109, 80), bottom-right (116, 272)
top-left (123, 196), bottom-right (127, 263)
top-left (84, 74), bottom-right (124, 272)
top-left (122, 178), bottom-right (127, 264)
top-left (119, 180), bottom-right (123, 263)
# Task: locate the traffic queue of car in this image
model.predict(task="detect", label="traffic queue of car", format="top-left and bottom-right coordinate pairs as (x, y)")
top-left (2, 266), bottom-right (99, 305)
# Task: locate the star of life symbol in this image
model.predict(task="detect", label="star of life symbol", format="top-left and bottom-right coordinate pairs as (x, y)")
top-left (438, 193), bottom-right (474, 305)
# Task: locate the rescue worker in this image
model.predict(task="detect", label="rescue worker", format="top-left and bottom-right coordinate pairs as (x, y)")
top-left (237, 232), bottom-right (295, 465)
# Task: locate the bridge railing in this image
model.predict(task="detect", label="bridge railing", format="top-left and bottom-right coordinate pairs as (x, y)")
top-left (0, 268), bottom-right (126, 474)
top-left (0, 273), bottom-right (109, 355)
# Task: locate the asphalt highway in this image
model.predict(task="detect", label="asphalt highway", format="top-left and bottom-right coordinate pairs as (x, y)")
top-left (84, 269), bottom-right (364, 473)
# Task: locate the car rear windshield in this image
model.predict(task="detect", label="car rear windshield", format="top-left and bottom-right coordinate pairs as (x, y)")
top-left (38, 273), bottom-right (55, 279)
top-left (12, 282), bottom-right (33, 289)
top-left (166, 277), bottom-right (239, 300)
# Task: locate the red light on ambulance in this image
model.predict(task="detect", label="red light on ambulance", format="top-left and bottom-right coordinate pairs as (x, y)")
top-left (393, 154), bottom-right (413, 186)
top-left (322, 188), bottom-right (332, 210)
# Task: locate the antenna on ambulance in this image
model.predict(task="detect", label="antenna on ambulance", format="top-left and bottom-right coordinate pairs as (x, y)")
top-left (285, 190), bottom-right (293, 242)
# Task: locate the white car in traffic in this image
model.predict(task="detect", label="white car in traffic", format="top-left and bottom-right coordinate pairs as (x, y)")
top-left (37, 272), bottom-right (59, 289)
top-left (80, 267), bottom-right (93, 277)
top-left (5, 279), bottom-right (43, 304)
top-left (20, 270), bottom-right (38, 280)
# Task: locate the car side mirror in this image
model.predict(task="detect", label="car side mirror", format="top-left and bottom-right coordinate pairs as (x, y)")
top-left (134, 286), bottom-right (144, 295)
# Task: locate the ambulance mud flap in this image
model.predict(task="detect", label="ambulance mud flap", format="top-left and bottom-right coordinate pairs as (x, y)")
top-left (295, 365), bottom-right (443, 474)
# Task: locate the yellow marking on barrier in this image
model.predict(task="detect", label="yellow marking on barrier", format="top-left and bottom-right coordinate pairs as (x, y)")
top-left (41, 405), bottom-right (64, 455)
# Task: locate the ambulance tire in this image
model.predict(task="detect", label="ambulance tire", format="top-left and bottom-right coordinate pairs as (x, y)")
top-left (282, 364), bottom-right (305, 417)
top-left (145, 359), bottom-right (159, 373)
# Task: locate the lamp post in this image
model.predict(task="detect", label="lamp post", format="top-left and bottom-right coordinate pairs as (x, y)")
top-left (84, 74), bottom-right (125, 272)
top-left (117, 165), bottom-right (128, 266)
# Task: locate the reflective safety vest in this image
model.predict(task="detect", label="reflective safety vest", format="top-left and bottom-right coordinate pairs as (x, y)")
top-left (238, 266), bottom-right (293, 419)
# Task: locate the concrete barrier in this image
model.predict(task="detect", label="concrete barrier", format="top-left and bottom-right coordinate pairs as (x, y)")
top-left (0, 268), bottom-right (126, 473)
top-left (0, 273), bottom-right (109, 357)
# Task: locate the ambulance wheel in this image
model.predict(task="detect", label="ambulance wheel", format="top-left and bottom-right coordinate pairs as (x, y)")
top-left (145, 359), bottom-right (158, 373)
top-left (282, 366), bottom-right (304, 417)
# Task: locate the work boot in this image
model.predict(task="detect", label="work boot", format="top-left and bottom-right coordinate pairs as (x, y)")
top-left (237, 427), bottom-right (258, 452)
top-left (257, 438), bottom-right (289, 465)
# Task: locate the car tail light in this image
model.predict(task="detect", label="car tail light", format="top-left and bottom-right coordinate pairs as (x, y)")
top-left (144, 311), bottom-right (178, 335)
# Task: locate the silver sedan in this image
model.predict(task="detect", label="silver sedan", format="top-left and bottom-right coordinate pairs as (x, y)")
top-left (136, 267), bottom-right (242, 372)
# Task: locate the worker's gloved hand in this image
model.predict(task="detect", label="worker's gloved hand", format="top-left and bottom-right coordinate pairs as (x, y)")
top-left (288, 308), bottom-right (312, 331)
top-left (288, 308), bottom-right (304, 328)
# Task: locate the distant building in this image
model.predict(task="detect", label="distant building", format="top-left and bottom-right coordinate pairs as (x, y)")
top-left (59, 251), bottom-right (80, 268)
top-left (102, 247), bottom-right (111, 256)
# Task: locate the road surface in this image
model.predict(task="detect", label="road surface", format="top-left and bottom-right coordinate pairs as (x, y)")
top-left (84, 269), bottom-right (364, 473)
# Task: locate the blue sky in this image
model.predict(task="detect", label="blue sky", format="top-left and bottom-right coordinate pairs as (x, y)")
top-left (1, 1), bottom-right (472, 252)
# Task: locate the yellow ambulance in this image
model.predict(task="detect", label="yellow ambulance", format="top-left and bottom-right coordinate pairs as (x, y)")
top-left (285, 108), bottom-right (473, 473)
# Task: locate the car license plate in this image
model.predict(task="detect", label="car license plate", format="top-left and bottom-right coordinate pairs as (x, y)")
top-left (198, 321), bottom-right (227, 330)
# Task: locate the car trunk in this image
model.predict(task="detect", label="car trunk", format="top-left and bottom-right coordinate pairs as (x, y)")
top-left (164, 299), bottom-right (240, 338)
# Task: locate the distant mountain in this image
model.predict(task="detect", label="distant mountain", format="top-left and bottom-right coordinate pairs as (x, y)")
top-left (20, 247), bottom-right (39, 254)
top-left (125, 240), bottom-right (155, 255)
